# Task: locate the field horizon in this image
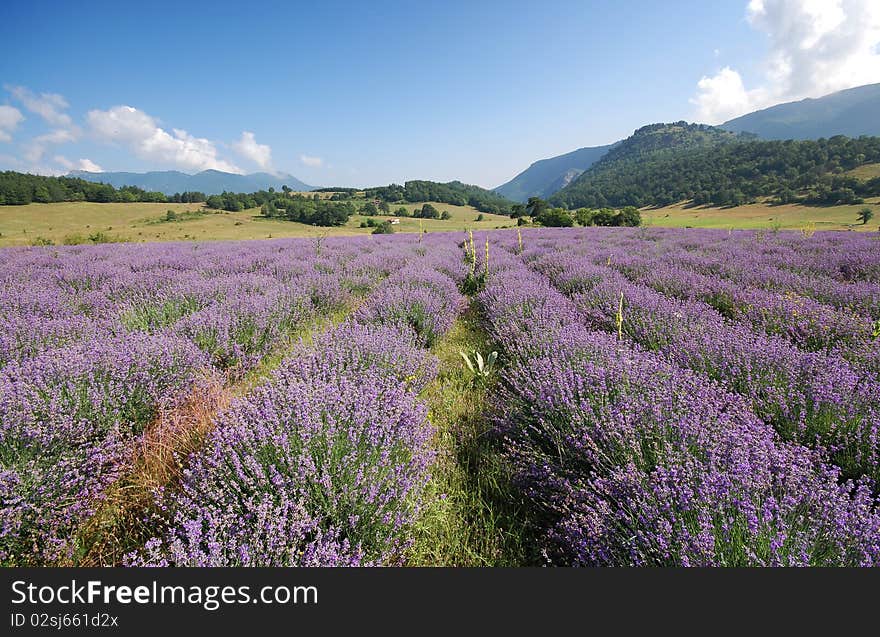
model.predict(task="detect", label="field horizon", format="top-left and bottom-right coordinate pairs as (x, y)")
top-left (1, 196), bottom-right (877, 248)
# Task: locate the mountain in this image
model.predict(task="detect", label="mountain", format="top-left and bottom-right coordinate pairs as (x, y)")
top-left (67, 169), bottom-right (314, 195)
top-left (549, 122), bottom-right (749, 208)
top-left (494, 144), bottom-right (613, 202)
top-left (721, 83), bottom-right (880, 140)
top-left (548, 121), bottom-right (880, 209)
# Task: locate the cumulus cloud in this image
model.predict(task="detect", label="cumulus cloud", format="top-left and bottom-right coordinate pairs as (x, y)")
top-left (692, 0), bottom-right (880, 123)
top-left (24, 128), bottom-right (79, 162)
top-left (0, 105), bottom-right (24, 142)
top-left (299, 154), bottom-right (323, 167)
top-left (7, 85), bottom-right (73, 127)
top-left (53, 155), bottom-right (103, 172)
top-left (233, 131), bottom-right (272, 169)
top-left (87, 105), bottom-right (242, 173)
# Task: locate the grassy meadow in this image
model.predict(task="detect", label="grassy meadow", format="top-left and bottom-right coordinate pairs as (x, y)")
top-left (640, 196), bottom-right (880, 232)
top-left (0, 200), bottom-right (516, 247)
top-left (1, 195), bottom-right (878, 248)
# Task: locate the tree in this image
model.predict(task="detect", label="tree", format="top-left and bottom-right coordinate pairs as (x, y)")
top-left (372, 220), bottom-right (394, 234)
top-left (33, 186), bottom-right (51, 203)
top-left (534, 207), bottom-right (573, 227)
top-left (440, 210), bottom-right (451, 220)
top-left (591, 209), bottom-right (617, 226)
top-left (575, 208), bottom-right (594, 226)
top-left (526, 197), bottom-right (548, 218)
top-left (415, 203), bottom-right (439, 219)
top-left (362, 201), bottom-right (378, 216)
top-left (858, 207), bottom-right (874, 225)
top-left (378, 200), bottom-right (391, 214)
top-left (615, 206), bottom-right (642, 227)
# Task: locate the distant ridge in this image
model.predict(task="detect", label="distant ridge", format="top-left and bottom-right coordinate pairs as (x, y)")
top-left (721, 83), bottom-right (880, 140)
top-left (67, 169), bottom-right (314, 195)
top-left (494, 144), bottom-right (613, 202)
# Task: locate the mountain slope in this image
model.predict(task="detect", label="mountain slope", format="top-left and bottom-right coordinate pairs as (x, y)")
top-left (550, 122), bottom-right (745, 208)
top-left (722, 83), bottom-right (880, 140)
top-left (67, 169), bottom-right (314, 195)
top-left (494, 144), bottom-right (612, 202)
top-left (548, 122), bottom-right (880, 209)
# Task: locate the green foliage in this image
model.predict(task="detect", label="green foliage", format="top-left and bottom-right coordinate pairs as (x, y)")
top-left (365, 180), bottom-right (515, 214)
top-left (371, 220), bottom-right (395, 234)
top-left (362, 201), bottom-right (379, 216)
top-left (459, 350), bottom-right (498, 381)
top-left (615, 206), bottom-right (642, 226)
top-left (258, 193), bottom-right (355, 226)
top-left (166, 191), bottom-right (206, 203)
top-left (475, 213), bottom-right (484, 222)
top-left (525, 196), bottom-right (548, 218)
top-left (413, 203), bottom-right (440, 219)
top-left (859, 207), bottom-right (874, 224)
top-left (0, 171), bottom-right (171, 206)
top-left (440, 210), bottom-right (452, 220)
top-left (533, 206), bottom-right (574, 227)
top-left (549, 123), bottom-right (880, 209)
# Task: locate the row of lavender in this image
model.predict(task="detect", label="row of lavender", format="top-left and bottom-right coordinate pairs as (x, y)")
top-left (477, 240), bottom-right (880, 566)
top-left (509, 229), bottom-right (880, 485)
top-left (130, 242), bottom-right (466, 565)
top-left (0, 238), bottom-right (403, 370)
top-left (0, 236), bottom-right (417, 565)
top-left (580, 231), bottom-right (880, 374)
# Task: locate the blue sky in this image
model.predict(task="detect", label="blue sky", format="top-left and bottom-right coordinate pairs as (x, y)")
top-left (1, 0), bottom-right (878, 188)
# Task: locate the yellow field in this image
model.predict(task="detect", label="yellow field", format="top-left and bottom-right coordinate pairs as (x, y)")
top-left (641, 197), bottom-right (880, 232)
top-left (845, 163), bottom-right (880, 180)
top-left (0, 201), bottom-right (516, 247)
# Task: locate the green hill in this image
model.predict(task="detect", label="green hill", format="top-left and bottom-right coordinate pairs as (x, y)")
top-left (548, 123), bottom-right (880, 209)
top-left (365, 180), bottom-right (516, 214)
top-left (68, 169), bottom-right (313, 195)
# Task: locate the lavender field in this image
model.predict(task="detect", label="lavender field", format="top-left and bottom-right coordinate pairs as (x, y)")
top-left (1, 228), bottom-right (879, 567)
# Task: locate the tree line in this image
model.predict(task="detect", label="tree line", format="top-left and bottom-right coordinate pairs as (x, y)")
top-left (364, 180), bottom-right (514, 214)
top-left (0, 171), bottom-right (168, 205)
top-left (0, 171), bottom-right (217, 206)
top-left (522, 197), bottom-right (641, 227)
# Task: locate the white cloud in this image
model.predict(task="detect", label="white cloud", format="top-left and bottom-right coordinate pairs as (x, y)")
top-left (299, 154), bottom-right (323, 167)
top-left (692, 0), bottom-right (880, 123)
top-left (78, 158), bottom-right (103, 172)
top-left (7, 85), bottom-right (73, 127)
top-left (24, 128), bottom-right (79, 162)
top-left (233, 131), bottom-right (272, 169)
top-left (0, 105), bottom-right (24, 142)
top-left (54, 155), bottom-right (103, 172)
top-left (692, 67), bottom-right (771, 124)
top-left (87, 105), bottom-right (242, 173)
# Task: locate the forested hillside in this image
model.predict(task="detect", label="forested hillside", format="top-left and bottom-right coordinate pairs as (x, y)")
top-left (550, 123), bottom-right (880, 208)
top-left (365, 180), bottom-right (515, 214)
top-left (0, 171), bottom-right (172, 205)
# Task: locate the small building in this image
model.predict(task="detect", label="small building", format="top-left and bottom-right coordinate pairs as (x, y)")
top-left (389, 218), bottom-right (400, 225)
